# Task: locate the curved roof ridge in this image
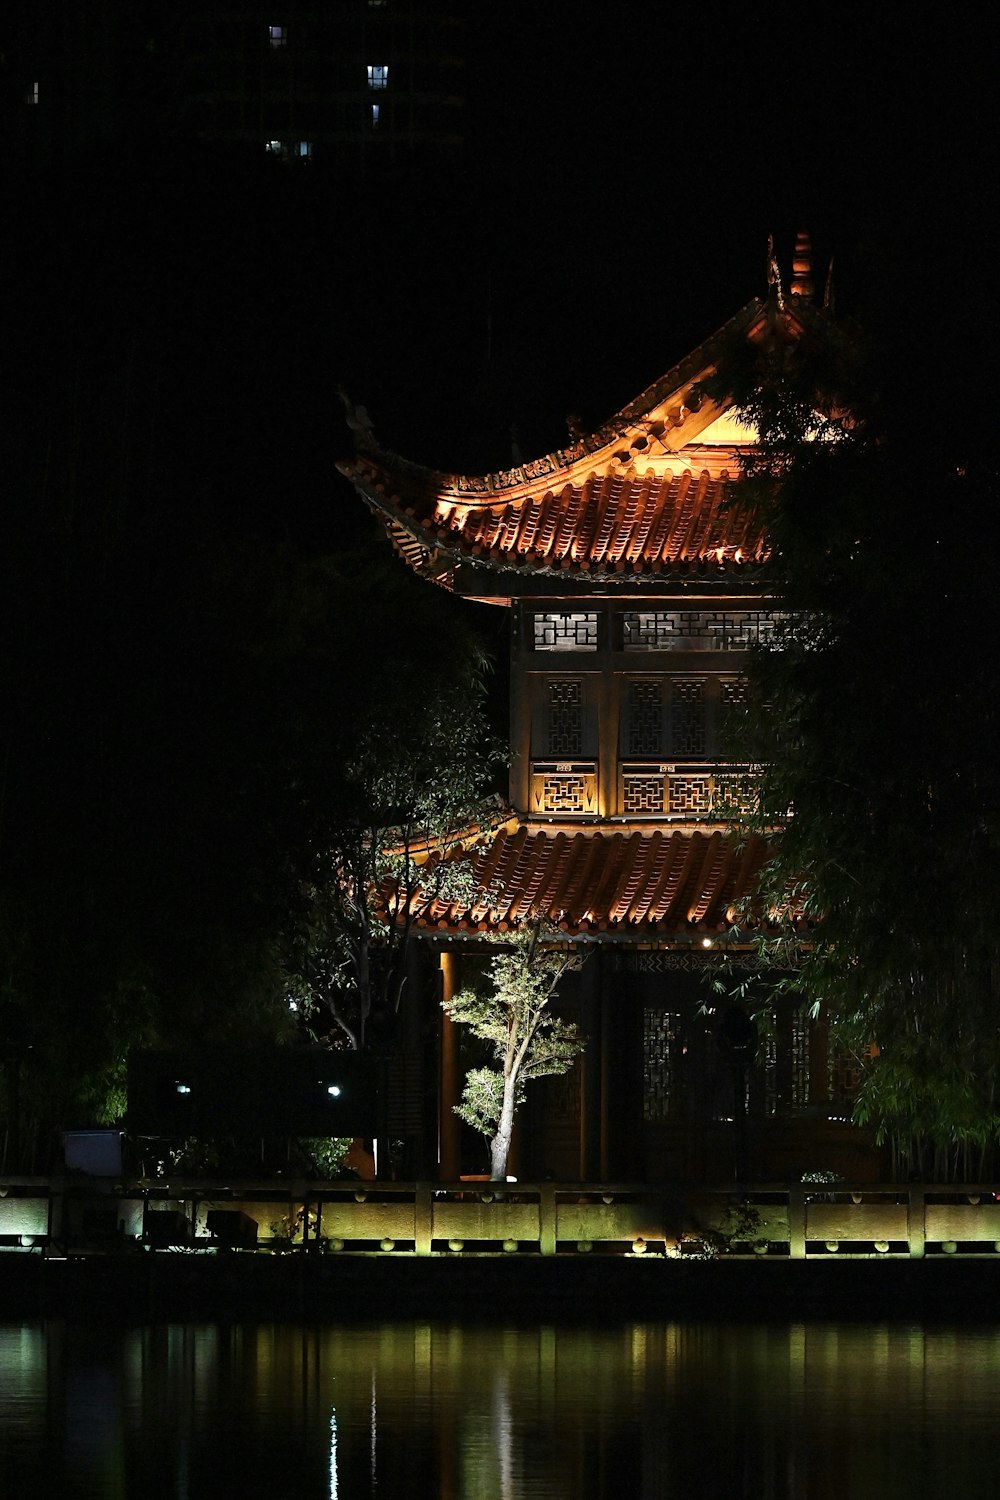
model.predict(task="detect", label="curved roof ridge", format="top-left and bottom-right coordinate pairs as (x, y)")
top-left (339, 297), bottom-right (766, 510)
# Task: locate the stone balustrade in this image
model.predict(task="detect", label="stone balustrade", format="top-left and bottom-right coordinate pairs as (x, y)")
top-left (2, 1179), bottom-right (999, 1258)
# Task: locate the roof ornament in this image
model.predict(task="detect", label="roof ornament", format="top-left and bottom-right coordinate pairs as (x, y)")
top-left (789, 231), bottom-right (814, 299)
top-left (766, 234), bottom-right (784, 309)
top-left (823, 255), bottom-right (836, 315)
top-left (338, 385), bottom-right (376, 449)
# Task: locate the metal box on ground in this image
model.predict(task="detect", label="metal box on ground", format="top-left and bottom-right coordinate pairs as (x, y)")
top-left (205, 1209), bottom-right (258, 1249)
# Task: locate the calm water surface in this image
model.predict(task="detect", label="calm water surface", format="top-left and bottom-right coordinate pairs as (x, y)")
top-left (2, 1317), bottom-right (999, 1498)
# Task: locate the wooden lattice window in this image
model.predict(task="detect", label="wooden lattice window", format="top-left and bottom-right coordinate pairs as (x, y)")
top-left (829, 1038), bottom-right (878, 1114)
top-left (623, 773), bottom-right (667, 814)
top-left (670, 679), bottom-right (706, 757)
top-left (791, 1011), bottom-right (811, 1109)
top-left (533, 612), bottom-right (599, 651)
top-left (626, 680), bottom-right (663, 755)
top-left (548, 680), bottom-right (583, 756)
top-left (622, 609), bottom-right (787, 651)
top-left (667, 773), bottom-right (711, 816)
top-left (762, 1032), bottom-right (778, 1116)
top-left (719, 677), bottom-right (748, 756)
top-left (643, 1009), bottom-right (682, 1120)
top-left (538, 772), bottom-right (588, 812)
top-left (530, 763), bottom-right (597, 816)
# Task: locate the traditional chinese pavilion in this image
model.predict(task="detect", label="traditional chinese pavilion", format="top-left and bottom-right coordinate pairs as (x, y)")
top-left (339, 236), bottom-right (878, 1184)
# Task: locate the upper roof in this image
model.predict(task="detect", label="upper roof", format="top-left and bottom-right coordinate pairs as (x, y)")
top-left (338, 292), bottom-right (812, 601)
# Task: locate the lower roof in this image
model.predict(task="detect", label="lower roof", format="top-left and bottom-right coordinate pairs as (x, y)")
top-left (403, 819), bottom-right (786, 942)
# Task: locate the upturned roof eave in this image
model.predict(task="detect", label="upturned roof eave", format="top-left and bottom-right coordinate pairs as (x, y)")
top-left (343, 463), bottom-right (773, 595)
top-left (339, 296), bottom-right (769, 511)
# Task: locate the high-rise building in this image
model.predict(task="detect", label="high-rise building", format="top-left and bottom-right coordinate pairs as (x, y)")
top-left (5, 1), bottom-right (466, 175)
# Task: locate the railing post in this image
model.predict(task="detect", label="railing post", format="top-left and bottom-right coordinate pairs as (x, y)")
top-left (788, 1186), bottom-right (806, 1259)
top-left (539, 1183), bottom-right (556, 1255)
top-left (414, 1182), bottom-right (433, 1256)
top-left (47, 1177), bottom-right (64, 1253)
top-left (907, 1185), bottom-right (925, 1259)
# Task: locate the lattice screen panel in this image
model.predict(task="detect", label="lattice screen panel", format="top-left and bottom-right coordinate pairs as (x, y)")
top-left (711, 769), bottom-right (758, 816)
top-left (548, 1057), bottom-right (582, 1121)
top-left (621, 951), bottom-right (762, 973)
top-left (626, 679), bottom-right (663, 755)
top-left (791, 1012), bottom-right (811, 1109)
top-left (533, 613), bottom-right (599, 651)
top-left (530, 763), bottom-right (598, 816)
top-left (548, 679), bottom-right (583, 756)
top-left (720, 677), bottom-right (749, 756)
top-left (622, 609), bottom-right (787, 651)
top-left (620, 765), bottom-right (757, 817)
top-left (829, 1039), bottom-right (877, 1113)
top-left (762, 1033), bottom-right (778, 1116)
top-left (643, 1009), bottom-right (682, 1121)
top-left (622, 774), bottom-right (668, 814)
top-left (670, 679), bottom-right (706, 757)
top-left (667, 774), bottom-right (712, 815)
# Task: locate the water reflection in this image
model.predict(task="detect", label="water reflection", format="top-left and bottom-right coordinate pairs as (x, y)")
top-left (2, 1318), bottom-right (1000, 1498)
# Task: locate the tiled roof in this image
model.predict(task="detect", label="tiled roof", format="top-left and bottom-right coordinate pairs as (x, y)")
top-left (345, 461), bottom-right (768, 582)
top-left (336, 297), bottom-right (791, 587)
top-left (403, 822), bottom-right (785, 941)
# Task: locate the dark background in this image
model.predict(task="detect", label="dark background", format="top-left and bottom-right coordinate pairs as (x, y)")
top-left (1, 2), bottom-right (996, 1143)
top-left (8, 4), bottom-right (995, 519)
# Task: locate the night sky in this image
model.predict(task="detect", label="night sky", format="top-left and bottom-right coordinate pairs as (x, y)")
top-left (8, 6), bottom-right (996, 541)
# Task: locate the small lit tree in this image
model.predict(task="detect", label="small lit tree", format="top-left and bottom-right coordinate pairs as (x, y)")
top-left (444, 925), bottom-right (584, 1180)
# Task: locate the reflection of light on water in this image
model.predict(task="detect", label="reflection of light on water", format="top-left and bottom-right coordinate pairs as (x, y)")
top-left (492, 1369), bottom-right (513, 1500)
top-left (14, 1318), bottom-right (1000, 1499)
top-left (371, 1371), bottom-right (377, 1489)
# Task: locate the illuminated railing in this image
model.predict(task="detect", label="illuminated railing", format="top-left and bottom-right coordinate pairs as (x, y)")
top-left (2, 1179), bottom-right (1000, 1259)
top-left (619, 762), bottom-right (757, 818)
top-left (529, 761), bottom-right (598, 816)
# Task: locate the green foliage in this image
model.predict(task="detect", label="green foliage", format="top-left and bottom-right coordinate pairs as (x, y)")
top-left (299, 1136), bottom-right (353, 1178)
top-left (445, 926), bottom-right (584, 1176)
top-left (285, 552), bottom-right (506, 1050)
top-left (453, 1068), bottom-right (507, 1139)
top-left (699, 1198), bottom-right (764, 1257)
top-left (0, 510), bottom-right (502, 1164)
top-left (703, 303), bottom-right (1000, 1178)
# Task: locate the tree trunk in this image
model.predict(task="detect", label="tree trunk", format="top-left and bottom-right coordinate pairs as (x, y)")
top-left (489, 1127), bottom-right (511, 1181)
top-left (489, 1072), bottom-right (518, 1179)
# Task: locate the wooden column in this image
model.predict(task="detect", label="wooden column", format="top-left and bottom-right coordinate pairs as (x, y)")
top-left (599, 953), bottom-right (617, 1179)
top-left (579, 949), bottom-right (603, 1181)
top-left (439, 950), bottom-right (462, 1181)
